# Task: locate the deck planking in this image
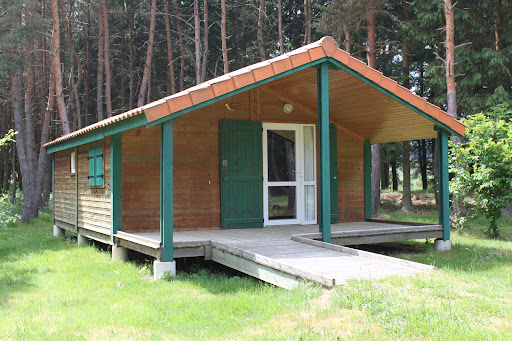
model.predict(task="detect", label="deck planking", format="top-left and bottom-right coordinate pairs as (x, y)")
top-left (126, 221), bottom-right (437, 288)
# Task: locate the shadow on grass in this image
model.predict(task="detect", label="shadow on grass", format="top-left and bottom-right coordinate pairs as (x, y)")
top-left (87, 239), bottom-right (270, 294)
top-left (0, 218), bottom-right (73, 304)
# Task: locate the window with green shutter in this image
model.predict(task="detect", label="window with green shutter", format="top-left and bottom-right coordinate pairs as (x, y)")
top-left (88, 145), bottom-right (104, 187)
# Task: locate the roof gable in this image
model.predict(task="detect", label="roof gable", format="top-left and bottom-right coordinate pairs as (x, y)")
top-left (44, 36), bottom-right (464, 151)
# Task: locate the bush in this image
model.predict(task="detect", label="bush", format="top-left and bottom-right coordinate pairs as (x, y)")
top-left (450, 104), bottom-right (512, 238)
top-left (0, 193), bottom-right (20, 228)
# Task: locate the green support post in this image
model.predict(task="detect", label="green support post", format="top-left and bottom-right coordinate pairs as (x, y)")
top-left (364, 140), bottom-right (372, 220)
top-left (110, 134), bottom-right (122, 243)
top-left (160, 120), bottom-right (174, 262)
top-left (318, 62), bottom-right (331, 243)
top-left (438, 129), bottom-right (450, 241)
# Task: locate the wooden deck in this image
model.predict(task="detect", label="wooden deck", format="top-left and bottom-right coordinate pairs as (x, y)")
top-left (112, 221), bottom-right (439, 288)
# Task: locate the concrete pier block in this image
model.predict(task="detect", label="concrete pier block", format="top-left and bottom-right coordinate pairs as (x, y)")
top-left (112, 245), bottom-right (128, 262)
top-left (153, 260), bottom-right (176, 280)
top-left (53, 225), bottom-right (65, 238)
top-left (434, 239), bottom-right (451, 252)
top-left (77, 233), bottom-right (88, 246)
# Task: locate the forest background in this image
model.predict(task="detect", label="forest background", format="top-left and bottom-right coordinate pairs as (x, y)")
top-left (0, 0), bottom-right (510, 223)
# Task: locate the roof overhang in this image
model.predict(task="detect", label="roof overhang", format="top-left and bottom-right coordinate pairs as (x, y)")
top-left (45, 37), bottom-right (465, 153)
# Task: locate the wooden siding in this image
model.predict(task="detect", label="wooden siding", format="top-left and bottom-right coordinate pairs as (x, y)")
top-left (54, 86), bottom-right (364, 234)
top-left (54, 139), bottom-right (111, 234)
top-left (122, 126), bottom-right (160, 232)
top-left (337, 133), bottom-right (365, 222)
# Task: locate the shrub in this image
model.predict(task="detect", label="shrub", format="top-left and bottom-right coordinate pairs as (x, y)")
top-left (0, 193), bottom-right (20, 228)
top-left (450, 104), bottom-right (512, 238)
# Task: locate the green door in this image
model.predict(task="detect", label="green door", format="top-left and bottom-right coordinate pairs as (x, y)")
top-left (220, 120), bottom-right (264, 229)
top-left (330, 124), bottom-right (339, 223)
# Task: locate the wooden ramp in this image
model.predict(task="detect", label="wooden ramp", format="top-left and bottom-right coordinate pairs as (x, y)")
top-left (211, 237), bottom-right (433, 289)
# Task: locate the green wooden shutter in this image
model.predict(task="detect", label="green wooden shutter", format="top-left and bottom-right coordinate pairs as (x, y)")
top-left (220, 120), bottom-right (263, 229)
top-left (95, 146), bottom-right (104, 186)
top-left (330, 124), bottom-right (339, 223)
top-left (88, 148), bottom-right (96, 186)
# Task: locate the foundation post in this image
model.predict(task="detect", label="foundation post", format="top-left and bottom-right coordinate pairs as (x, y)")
top-left (53, 225), bottom-right (65, 238)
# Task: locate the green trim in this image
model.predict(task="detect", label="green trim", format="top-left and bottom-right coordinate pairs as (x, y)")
top-left (146, 58), bottom-right (331, 128)
top-left (160, 120), bottom-right (174, 262)
top-left (364, 139), bottom-right (372, 220)
top-left (326, 59), bottom-right (463, 138)
top-left (46, 114), bottom-right (147, 154)
top-left (318, 62), bottom-right (331, 243)
top-left (110, 134), bottom-right (122, 243)
top-left (438, 130), bottom-right (450, 240)
top-left (52, 154), bottom-right (55, 224)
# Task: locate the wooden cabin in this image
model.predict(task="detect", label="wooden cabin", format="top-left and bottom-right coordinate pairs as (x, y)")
top-left (45, 37), bottom-right (465, 281)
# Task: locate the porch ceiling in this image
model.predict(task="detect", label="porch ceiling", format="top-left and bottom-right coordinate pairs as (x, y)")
top-left (263, 67), bottom-right (445, 144)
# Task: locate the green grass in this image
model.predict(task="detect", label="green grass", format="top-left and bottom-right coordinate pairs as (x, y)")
top-left (1, 203), bottom-right (511, 339)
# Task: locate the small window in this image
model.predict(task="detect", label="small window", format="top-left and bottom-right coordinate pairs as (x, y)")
top-left (70, 151), bottom-right (76, 175)
top-left (88, 146), bottom-right (104, 187)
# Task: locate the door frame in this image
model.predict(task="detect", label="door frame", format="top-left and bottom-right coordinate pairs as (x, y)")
top-left (262, 122), bottom-right (317, 226)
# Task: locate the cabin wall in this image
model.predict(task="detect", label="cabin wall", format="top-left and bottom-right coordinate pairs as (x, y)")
top-left (337, 134), bottom-right (365, 222)
top-left (122, 126), bottom-right (160, 232)
top-left (54, 139), bottom-right (111, 234)
top-left (172, 89), bottom-right (365, 231)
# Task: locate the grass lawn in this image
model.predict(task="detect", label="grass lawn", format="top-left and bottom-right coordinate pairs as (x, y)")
top-left (1, 199), bottom-right (512, 340)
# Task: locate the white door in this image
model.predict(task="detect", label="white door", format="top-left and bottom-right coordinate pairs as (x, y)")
top-left (263, 123), bottom-right (317, 226)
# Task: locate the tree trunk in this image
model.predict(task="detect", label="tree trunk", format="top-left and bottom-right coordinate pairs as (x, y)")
top-left (100, 0), bottom-right (112, 117)
top-left (367, 10), bottom-right (379, 217)
top-left (278, 0), bottom-right (283, 54)
top-left (444, 0), bottom-right (457, 119)
top-left (420, 140), bottom-right (428, 190)
top-left (174, 0), bottom-right (185, 91)
top-left (193, 0), bottom-right (201, 84)
top-left (402, 142), bottom-right (413, 211)
top-left (391, 159), bottom-right (398, 191)
top-left (400, 3), bottom-right (413, 210)
top-left (367, 12), bottom-right (377, 68)
top-left (221, 0), bottom-right (229, 72)
top-left (201, 0), bottom-right (209, 83)
top-left (257, 0), bottom-right (266, 61)
top-left (381, 162), bottom-right (388, 190)
top-left (128, 0), bottom-right (134, 109)
top-left (12, 69), bottom-right (37, 220)
top-left (344, 31), bottom-right (351, 54)
top-left (96, 0), bottom-right (104, 121)
top-left (433, 139), bottom-right (439, 205)
top-left (51, 0), bottom-right (71, 135)
top-left (84, 3), bottom-right (91, 124)
top-left (64, 0), bottom-right (82, 129)
top-left (163, 0), bottom-right (176, 94)
top-left (303, 0), bottom-right (312, 45)
top-left (137, 0), bottom-right (157, 107)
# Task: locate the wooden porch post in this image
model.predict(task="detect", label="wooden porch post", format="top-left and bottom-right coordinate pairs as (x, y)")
top-left (160, 120), bottom-right (174, 262)
top-left (438, 129), bottom-right (450, 241)
top-left (364, 139), bottom-right (372, 220)
top-left (318, 62), bottom-right (331, 243)
top-left (110, 133), bottom-right (122, 243)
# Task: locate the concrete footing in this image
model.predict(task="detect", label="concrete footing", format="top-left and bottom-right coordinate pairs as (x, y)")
top-left (112, 245), bottom-right (128, 261)
top-left (434, 239), bottom-right (451, 252)
top-left (154, 260), bottom-right (176, 280)
top-left (53, 225), bottom-right (65, 238)
top-left (77, 233), bottom-right (88, 246)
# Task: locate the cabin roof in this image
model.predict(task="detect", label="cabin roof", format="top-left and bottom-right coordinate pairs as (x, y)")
top-left (44, 36), bottom-right (465, 151)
